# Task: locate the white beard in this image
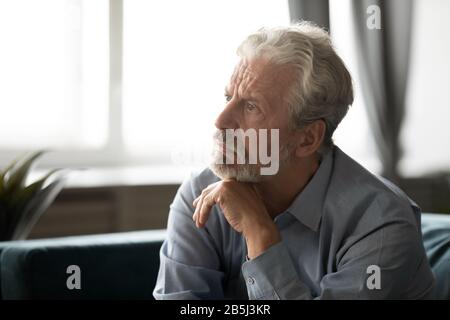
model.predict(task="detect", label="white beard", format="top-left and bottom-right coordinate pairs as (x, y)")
top-left (209, 130), bottom-right (294, 182)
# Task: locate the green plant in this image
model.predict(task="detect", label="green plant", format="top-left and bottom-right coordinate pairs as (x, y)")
top-left (0, 151), bottom-right (68, 241)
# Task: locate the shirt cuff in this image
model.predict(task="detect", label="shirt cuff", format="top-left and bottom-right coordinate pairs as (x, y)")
top-left (241, 241), bottom-right (310, 299)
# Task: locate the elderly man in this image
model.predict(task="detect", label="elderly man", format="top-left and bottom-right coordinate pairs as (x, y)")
top-left (153, 23), bottom-right (435, 299)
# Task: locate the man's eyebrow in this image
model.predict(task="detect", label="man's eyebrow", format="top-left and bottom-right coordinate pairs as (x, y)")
top-left (224, 86), bottom-right (263, 104)
top-left (243, 92), bottom-right (262, 103)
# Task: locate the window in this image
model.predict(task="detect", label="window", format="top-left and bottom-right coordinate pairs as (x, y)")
top-left (0, 0), bottom-right (290, 170)
top-left (0, 0), bottom-right (109, 151)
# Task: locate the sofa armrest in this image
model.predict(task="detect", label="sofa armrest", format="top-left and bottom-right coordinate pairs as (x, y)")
top-left (0, 230), bottom-right (166, 299)
top-left (421, 213), bottom-right (450, 299)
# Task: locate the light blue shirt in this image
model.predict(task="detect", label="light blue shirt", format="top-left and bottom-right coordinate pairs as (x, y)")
top-left (153, 146), bottom-right (435, 299)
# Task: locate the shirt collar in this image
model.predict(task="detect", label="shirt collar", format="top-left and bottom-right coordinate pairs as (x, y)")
top-left (285, 146), bottom-right (334, 232)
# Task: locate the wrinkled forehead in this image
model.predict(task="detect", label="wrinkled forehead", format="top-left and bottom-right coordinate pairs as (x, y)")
top-left (227, 58), bottom-right (295, 98)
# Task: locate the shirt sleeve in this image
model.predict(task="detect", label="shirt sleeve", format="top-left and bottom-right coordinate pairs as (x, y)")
top-left (242, 217), bottom-right (435, 300)
top-left (153, 174), bottom-right (225, 300)
top-left (242, 241), bottom-right (312, 299)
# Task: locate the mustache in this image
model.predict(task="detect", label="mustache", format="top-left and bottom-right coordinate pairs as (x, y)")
top-left (212, 129), bottom-right (249, 145)
top-left (212, 129), bottom-right (247, 150)
top-left (212, 128), bottom-right (295, 159)
top-left (213, 129), bottom-right (225, 144)
top-left (212, 129), bottom-right (248, 163)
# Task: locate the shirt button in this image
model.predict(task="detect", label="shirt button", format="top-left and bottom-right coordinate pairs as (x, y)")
top-left (247, 277), bottom-right (255, 285)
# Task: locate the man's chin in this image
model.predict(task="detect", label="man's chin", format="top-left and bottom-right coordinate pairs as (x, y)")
top-left (209, 163), bottom-right (263, 183)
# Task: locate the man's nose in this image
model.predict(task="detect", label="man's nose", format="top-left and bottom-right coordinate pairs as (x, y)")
top-left (215, 101), bottom-right (240, 130)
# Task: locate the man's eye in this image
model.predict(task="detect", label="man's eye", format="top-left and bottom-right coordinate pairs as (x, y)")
top-left (225, 95), bottom-right (232, 102)
top-left (245, 102), bottom-right (258, 112)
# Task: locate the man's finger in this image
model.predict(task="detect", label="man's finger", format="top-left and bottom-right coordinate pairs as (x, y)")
top-left (193, 182), bottom-right (218, 208)
top-left (193, 194), bottom-right (205, 224)
top-left (197, 192), bottom-right (217, 228)
top-left (193, 196), bottom-right (201, 208)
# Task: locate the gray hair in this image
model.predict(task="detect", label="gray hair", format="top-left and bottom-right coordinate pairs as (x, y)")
top-left (237, 21), bottom-right (354, 154)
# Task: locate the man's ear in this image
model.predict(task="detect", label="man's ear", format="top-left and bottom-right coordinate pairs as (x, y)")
top-left (295, 119), bottom-right (327, 158)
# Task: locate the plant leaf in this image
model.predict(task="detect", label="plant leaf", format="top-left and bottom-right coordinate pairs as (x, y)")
top-left (4, 151), bottom-right (46, 197)
top-left (5, 169), bottom-right (66, 239)
top-left (0, 201), bottom-right (8, 241)
top-left (11, 177), bottom-right (67, 240)
top-left (10, 168), bottom-right (64, 209)
top-left (0, 153), bottom-right (23, 198)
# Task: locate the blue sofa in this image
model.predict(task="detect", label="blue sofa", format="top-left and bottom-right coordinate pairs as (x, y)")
top-left (0, 214), bottom-right (449, 299)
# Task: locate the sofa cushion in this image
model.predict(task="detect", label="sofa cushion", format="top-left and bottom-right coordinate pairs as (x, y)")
top-left (0, 230), bottom-right (165, 299)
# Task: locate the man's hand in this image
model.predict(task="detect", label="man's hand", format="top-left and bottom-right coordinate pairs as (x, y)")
top-left (192, 180), bottom-right (281, 258)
